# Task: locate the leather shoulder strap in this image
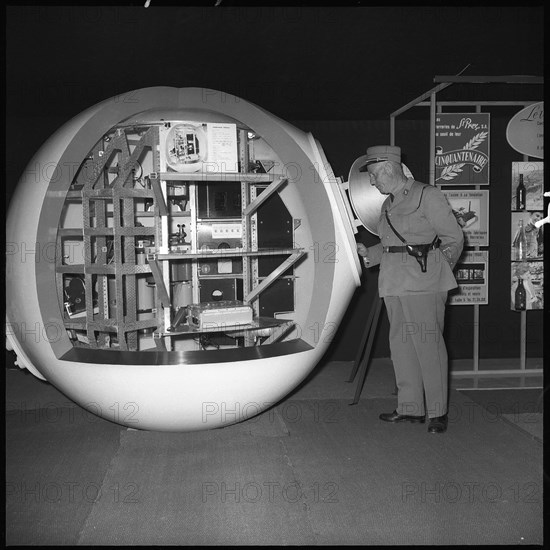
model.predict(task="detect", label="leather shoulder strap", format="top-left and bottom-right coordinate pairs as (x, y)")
top-left (410, 181), bottom-right (429, 212)
top-left (383, 182), bottom-right (434, 244)
top-left (384, 210), bottom-right (406, 243)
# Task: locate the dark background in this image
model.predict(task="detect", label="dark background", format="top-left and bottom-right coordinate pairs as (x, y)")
top-left (5, 3), bottom-right (545, 364)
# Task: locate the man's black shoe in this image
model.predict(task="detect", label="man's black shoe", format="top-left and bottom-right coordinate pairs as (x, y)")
top-left (379, 410), bottom-right (425, 423)
top-left (427, 415), bottom-right (448, 433)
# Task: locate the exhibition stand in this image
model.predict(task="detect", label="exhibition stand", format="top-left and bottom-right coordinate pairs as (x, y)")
top-left (389, 75), bottom-right (543, 376)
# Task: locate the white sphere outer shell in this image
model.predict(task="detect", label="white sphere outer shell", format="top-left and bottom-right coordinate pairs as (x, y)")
top-left (6, 87), bottom-right (361, 431)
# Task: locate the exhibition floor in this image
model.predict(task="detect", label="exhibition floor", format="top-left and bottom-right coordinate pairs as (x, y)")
top-left (6, 358), bottom-right (543, 545)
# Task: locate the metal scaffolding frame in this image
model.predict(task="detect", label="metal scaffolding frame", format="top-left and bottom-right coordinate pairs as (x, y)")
top-left (389, 75), bottom-right (543, 377)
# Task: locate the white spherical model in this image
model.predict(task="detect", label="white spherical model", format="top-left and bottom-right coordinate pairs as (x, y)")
top-left (6, 87), bottom-right (361, 431)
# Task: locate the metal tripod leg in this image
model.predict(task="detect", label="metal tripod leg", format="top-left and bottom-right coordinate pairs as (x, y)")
top-left (349, 296), bottom-right (383, 406)
top-left (347, 294), bottom-right (379, 383)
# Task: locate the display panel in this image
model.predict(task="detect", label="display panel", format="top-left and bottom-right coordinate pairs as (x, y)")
top-left (449, 250), bottom-right (489, 305)
top-left (443, 190), bottom-right (489, 247)
top-left (435, 113), bottom-right (490, 185)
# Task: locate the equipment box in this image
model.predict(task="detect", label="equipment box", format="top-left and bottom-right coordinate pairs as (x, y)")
top-left (187, 301), bottom-right (253, 330)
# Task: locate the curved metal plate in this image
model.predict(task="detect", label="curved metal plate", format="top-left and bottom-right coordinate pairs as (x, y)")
top-left (348, 155), bottom-right (386, 235)
top-left (347, 155), bottom-right (414, 236)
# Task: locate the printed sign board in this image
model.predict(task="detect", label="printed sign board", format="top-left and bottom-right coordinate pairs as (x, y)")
top-left (510, 261), bottom-right (544, 311)
top-left (506, 102), bottom-right (543, 159)
top-left (443, 190), bottom-right (489, 247)
top-left (449, 250), bottom-right (488, 305)
top-left (511, 162), bottom-right (544, 211)
top-left (435, 113), bottom-right (490, 185)
top-left (160, 121), bottom-right (238, 173)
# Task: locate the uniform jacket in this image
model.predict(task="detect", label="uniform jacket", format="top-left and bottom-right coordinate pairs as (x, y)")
top-left (367, 178), bottom-right (464, 297)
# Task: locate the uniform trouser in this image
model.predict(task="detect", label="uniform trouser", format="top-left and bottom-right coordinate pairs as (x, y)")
top-left (383, 292), bottom-right (449, 418)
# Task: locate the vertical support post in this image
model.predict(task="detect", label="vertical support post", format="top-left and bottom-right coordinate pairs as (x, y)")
top-left (162, 256), bottom-right (171, 348)
top-left (520, 310), bottom-right (527, 370)
top-left (96, 204), bottom-right (109, 349)
top-left (159, 179), bottom-right (169, 255)
top-left (429, 91), bottom-right (437, 186)
top-left (158, 178), bottom-right (171, 349)
top-left (87, 140), bottom-right (110, 349)
top-left (188, 183), bottom-right (200, 306)
top-left (473, 306), bottom-right (480, 372)
top-left (123, 193), bottom-right (138, 351)
top-left (239, 129), bottom-right (255, 347)
top-left (473, 104), bottom-right (482, 372)
top-left (519, 153), bottom-right (529, 370)
top-left (112, 193), bottom-right (128, 351)
top-left (152, 127), bottom-right (166, 347)
top-left (82, 194), bottom-right (97, 348)
top-left (249, 185), bottom-right (260, 319)
top-left (390, 115), bottom-right (396, 146)
top-left (240, 130), bottom-right (251, 301)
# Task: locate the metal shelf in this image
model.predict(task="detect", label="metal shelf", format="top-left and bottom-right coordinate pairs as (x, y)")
top-left (158, 317), bottom-right (293, 336)
top-left (56, 264), bottom-right (152, 275)
top-left (136, 211), bottom-right (189, 217)
top-left (57, 123), bottom-right (295, 353)
top-left (155, 248), bottom-right (302, 261)
top-left (159, 172), bottom-right (281, 183)
top-left (197, 274), bottom-right (244, 280)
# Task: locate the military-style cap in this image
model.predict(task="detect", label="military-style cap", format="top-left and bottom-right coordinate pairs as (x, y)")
top-left (359, 145), bottom-right (401, 172)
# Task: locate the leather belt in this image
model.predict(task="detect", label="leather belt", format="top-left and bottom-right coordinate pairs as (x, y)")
top-left (383, 241), bottom-right (440, 253)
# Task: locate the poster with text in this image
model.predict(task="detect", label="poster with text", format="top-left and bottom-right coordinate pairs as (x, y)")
top-left (510, 261), bottom-right (544, 311)
top-left (449, 250), bottom-right (488, 305)
top-left (443, 190), bottom-right (489, 246)
top-left (506, 102), bottom-right (543, 159)
top-left (510, 211), bottom-right (544, 261)
top-left (435, 113), bottom-right (490, 185)
top-left (160, 121), bottom-right (238, 174)
top-left (511, 162), bottom-right (544, 211)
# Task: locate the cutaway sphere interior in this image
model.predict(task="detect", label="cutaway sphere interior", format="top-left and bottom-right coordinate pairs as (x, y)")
top-left (6, 87), bottom-right (361, 431)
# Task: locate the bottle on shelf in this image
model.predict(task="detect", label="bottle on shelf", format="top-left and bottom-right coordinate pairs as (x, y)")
top-left (512, 219), bottom-right (527, 261)
top-left (516, 174), bottom-right (526, 210)
top-left (514, 277), bottom-right (527, 310)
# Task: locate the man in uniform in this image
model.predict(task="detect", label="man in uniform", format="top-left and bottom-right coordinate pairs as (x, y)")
top-left (356, 146), bottom-right (464, 433)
